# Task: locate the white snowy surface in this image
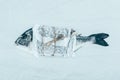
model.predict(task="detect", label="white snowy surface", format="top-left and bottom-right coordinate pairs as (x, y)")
top-left (0, 0), bottom-right (120, 80)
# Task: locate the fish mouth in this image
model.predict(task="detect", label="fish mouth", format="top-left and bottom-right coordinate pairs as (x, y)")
top-left (15, 37), bottom-right (29, 46)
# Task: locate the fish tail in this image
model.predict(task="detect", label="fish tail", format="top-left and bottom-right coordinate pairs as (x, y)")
top-left (89, 33), bottom-right (109, 46)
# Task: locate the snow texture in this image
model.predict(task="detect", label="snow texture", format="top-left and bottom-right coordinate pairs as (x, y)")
top-left (0, 0), bottom-right (120, 80)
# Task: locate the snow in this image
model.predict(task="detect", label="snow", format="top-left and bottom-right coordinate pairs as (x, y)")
top-left (0, 0), bottom-right (120, 80)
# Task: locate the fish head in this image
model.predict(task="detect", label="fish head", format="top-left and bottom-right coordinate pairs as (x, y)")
top-left (15, 28), bottom-right (33, 47)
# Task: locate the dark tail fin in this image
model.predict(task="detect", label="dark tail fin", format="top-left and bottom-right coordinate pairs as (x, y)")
top-left (89, 33), bottom-right (109, 46)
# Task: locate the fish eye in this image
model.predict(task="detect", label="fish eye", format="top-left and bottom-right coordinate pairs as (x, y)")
top-left (22, 34), bottom-right (28, 39)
